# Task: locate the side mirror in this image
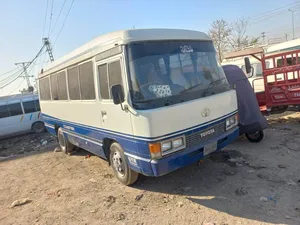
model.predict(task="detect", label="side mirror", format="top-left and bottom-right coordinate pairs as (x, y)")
top-left (244, 57), bottom-right (252, 74)
top-left (111, 84), bottom-right (125, 105)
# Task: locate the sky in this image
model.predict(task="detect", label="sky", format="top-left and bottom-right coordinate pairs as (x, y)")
top-left (0, 0), bottom-right (299, 96)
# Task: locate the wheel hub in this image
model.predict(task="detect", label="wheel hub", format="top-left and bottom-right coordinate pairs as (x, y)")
top-left (112, 151), bottom-right (125, 177)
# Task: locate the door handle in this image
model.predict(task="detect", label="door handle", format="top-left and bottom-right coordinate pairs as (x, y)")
top-left (101, 111), bottom-right (107, 116)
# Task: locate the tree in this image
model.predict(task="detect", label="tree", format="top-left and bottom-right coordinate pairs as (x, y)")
top-left (208, 19), bottom-right (232, 62)
top-left (229, 18), bottom-right (250, 51)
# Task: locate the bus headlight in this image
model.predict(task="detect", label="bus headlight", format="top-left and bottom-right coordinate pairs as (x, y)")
top-left (226, 114), bottom-right (238, 130)
top-left (149, 136), bottom-right (186, 159)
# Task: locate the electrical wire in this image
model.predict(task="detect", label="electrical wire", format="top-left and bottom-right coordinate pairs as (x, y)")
top-left (249, 1), bottom-right (300, 22)
top-left (48, 0), bottom-right (54, 37)
top-left (0, 68), bottom-right (24, 84)
top-left (49, 0), bottom-right (67, 37)
top-left (7, 79), bottom-right (26, 96)
top-left (53, 0), bottom-right (75, 46)
top-left (0, 67), bottom-right (19, 77)
top-left (42, 0), bottom-right (49, 37)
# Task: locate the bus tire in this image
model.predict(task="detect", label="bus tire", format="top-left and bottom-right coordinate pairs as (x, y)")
top-left (245, 131), bottom-right (264, 143)
top-left (109, 142), bottom-right (138, 186)
top-left (57, 127), bottom-right (74, 154)
top-left (32, 121), bottom-right (45, 133)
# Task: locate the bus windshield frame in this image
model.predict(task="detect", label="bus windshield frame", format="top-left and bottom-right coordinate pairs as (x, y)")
top-left (125, 40), bottom-right (231, 110)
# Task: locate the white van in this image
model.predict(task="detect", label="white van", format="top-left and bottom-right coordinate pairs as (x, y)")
top-left (38, 29), bottom-right (239, 185)
top-left (0, 94), bottom-right (45, 138)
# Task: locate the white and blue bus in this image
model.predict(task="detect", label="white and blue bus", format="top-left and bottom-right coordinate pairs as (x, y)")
top-left (0, 93), bottom-right (44, 139)
top-left (38, 29), bottom-right (239, 185)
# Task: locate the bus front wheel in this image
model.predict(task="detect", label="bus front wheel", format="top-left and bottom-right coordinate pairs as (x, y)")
top-left (109, 142), bottom-right (138, 186)
top-left (57, 127), bottom-right (74, 154)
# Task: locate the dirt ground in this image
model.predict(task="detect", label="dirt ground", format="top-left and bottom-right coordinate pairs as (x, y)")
top-left (0, 112), bottom-right (300, 225)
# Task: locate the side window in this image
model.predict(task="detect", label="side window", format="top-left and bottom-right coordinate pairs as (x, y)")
top-left (108, 60), bottom-right (123, 89)
top-left (35, 100), bottom-right (41, 111)
top-left (67, 66), bottom-right (81, 100)
top-left (255, 63), bottom-right (263, 76)
top-left (39, 77), bottom-right (51, 100)
top-left (98, 64), bottom-right (109, 99)
top-left (98, 60), bottom-right (123, 100)
top-left (0, 105), bottom-right (9, 118)
top-left (57, 71), bottom-right (68, 100)
top-left (23, 101), bottom-right (36, 113)
top-left (79, 61), bottom-right (96, 100)
top-left (50, 74), bottom-right (58, 100)
top-left (8, 103), bottom-right (23, 116)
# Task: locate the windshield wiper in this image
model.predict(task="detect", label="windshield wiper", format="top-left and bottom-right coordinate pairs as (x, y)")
top-left (180, 83), bottom-right (204, 94)
top-left (201, 78), bottom-right (227, 97)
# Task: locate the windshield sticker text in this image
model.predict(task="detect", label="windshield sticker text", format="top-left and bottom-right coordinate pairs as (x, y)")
top-left (148, 85), bottom-right (172, 98)
top-left (180, 45), bottom-right (194, 53)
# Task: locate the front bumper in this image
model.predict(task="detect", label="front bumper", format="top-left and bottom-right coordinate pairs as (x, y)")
top-left (135, 127), bottom-right (239, 177)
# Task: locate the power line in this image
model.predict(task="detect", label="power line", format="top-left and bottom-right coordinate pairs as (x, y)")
top-left (49, 0), bottom-right (67, 37)
top-left (53, 0), bottom-right (75, 46)
top-left (0, 67), bottom-right (19, 77)
top-left (249, 1), bottom-right (300, 22)
top-left (7, 79), bottom-right (26, 96)
top-left (0, 68), bottom-right (24, 84)
top-left (42, 0), bottom-right (50, 37)
top-left (48, 0), bottom-right (54, 37)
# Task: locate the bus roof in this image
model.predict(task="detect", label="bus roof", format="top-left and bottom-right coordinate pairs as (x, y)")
top-left (0, 93), bottom-right (38, 103)
top-left (40, 29), bottom-right (210, 77)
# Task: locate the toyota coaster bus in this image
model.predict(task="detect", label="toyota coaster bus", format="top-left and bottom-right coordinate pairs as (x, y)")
top-left (38, 29), bottom-right (239, 185)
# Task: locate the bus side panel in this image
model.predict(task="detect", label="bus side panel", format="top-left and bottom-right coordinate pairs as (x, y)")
top-left (41, 114), bottom-right (143, 171)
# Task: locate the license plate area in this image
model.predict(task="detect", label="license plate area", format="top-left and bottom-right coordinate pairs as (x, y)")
top-left (203, 141), bottom-right (217, 156)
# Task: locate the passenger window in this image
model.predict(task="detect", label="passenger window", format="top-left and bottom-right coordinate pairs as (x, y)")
top-left (57, 71), bottom-right (68, 100)
top-left (50, 74), bottom-right (59, 100)
top-left (79, 61), bottom-right (96, 100)
top-left (23, 101), bottom-right (36, 113)
top-left (67, 66), bottom-right (81, 100)
top-left (39, 77), bottom-right (51, 100)
top-left (0, 105), bottom-right (10, 118)
top-left (98, 64), bottom-right (109, 99)
top-left (8, 103), bottom-right (23, 116)
top-left (108, 60), bottom-right (123, 89)
top-left (35, 100), bottom-right (41, 111)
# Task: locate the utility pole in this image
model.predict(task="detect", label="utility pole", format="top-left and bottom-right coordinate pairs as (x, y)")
top-left (15, 62), bottom-right (34, 92)
top-left (288, 9), bottom-right (295, 40)
top-left (42, 37), bottom-right (54, 62)
top-left (285, 33), bottom-right (289, 41)
top-left (261, 32), bottom-right (266, 44)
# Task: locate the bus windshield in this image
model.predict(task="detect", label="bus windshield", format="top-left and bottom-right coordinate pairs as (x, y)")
top-left (126, 40), bottom-right (231, 110)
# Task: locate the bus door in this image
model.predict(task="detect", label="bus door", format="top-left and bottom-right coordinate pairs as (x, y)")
top-left (96, 56), bottom-right (133, 139)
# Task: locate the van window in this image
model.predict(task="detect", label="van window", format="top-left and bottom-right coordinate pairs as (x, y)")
top-left (79, 61), bottom-right (95, 100)
top-left (0, 105), bottom-right (10, 118)
top-left (57, 71), bottom-right (68, 100)
top-left (67, 66), bottom-right (81, 100)
top-left (23, 101), bottom-right (36, 113)
top-left (39, 77), bottom-right (51, 100)
top-left (8, 103), bottom-right (23, 116)
top-left (50, 74), bottom-right (59, 100)
top-left (35, 100), bottom-right (40, 111)
top-left (98, 64), bottom-right (109, 99)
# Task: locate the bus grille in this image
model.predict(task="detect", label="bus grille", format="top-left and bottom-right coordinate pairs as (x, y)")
top-left (185, 122), bottom-right (226, 148)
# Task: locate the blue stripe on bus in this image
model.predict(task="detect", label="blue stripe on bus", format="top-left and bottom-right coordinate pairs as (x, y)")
top-left (41, 110), bottom-right (237, 142)
top-left (42, 111), bottom-right (237, 162)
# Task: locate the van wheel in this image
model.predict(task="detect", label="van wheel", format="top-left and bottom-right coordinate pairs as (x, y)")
top-left (32, 122), bottom-right (45, 133)
top-left (245, 131), bottom-right (264, 143)
top-left (57, 127), bottom-right (74, 154)
top-left (109, 142), bottom-right (138, 186)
